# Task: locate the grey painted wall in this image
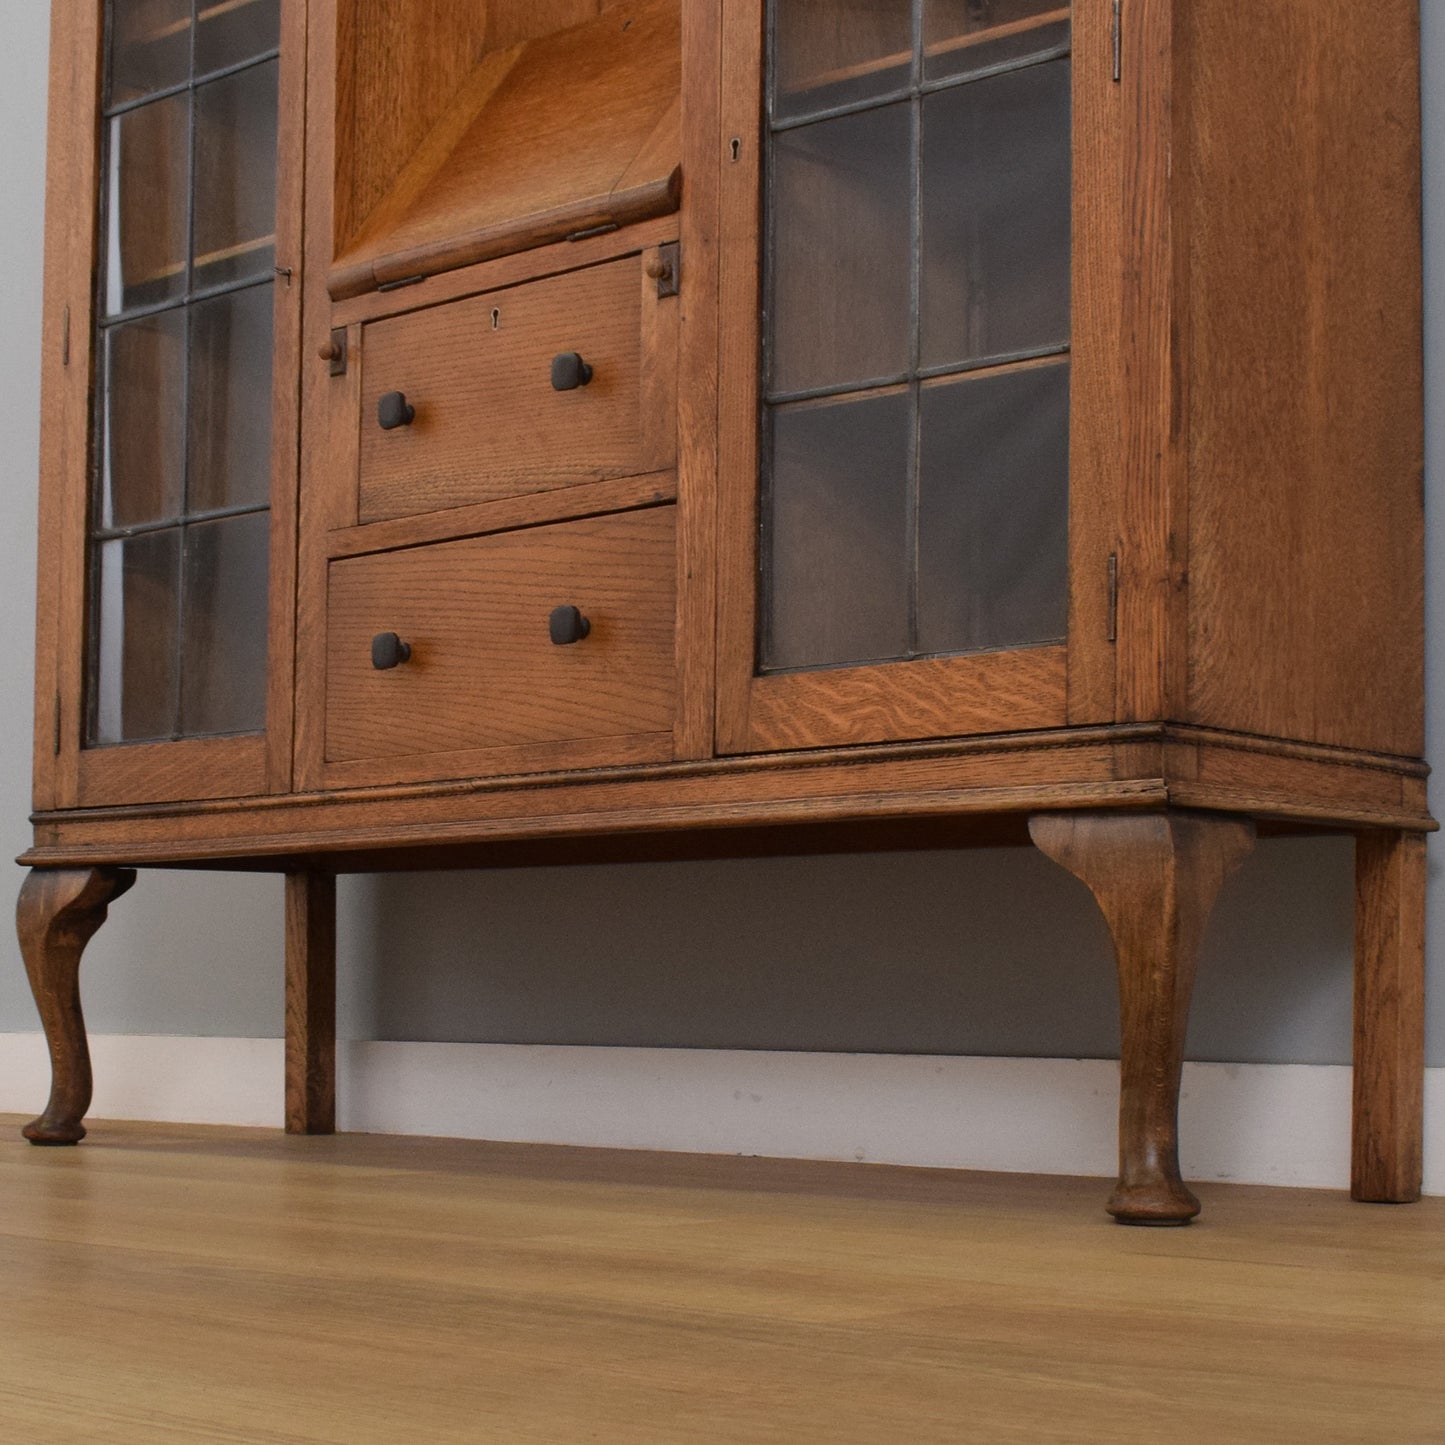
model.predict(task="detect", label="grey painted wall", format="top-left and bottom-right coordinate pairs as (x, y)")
top-left (1, 3), bottom-right (1440, 1070)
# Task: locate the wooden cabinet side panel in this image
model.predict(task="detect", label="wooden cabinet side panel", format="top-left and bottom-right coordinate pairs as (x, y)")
top-left (1182, 0), bottom-right (1424, 757)
top-left (34, 3), bottom-right (104, 813)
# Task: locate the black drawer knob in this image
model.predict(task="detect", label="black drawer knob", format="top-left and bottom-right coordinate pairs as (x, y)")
top-left (378, 391), bottom-right (416, 430)
top-left (550, 353), bottom-right (594, 391)
top-left (548, 605), bottom-right (591, 646)
top-left (371, 632), bottom-right (412, 669)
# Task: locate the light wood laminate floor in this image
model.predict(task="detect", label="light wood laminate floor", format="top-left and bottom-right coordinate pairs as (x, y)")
top-left (0, 1117), bottom-right (1441, 1443)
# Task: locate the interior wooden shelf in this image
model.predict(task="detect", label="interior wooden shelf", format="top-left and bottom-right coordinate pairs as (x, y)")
top-left (329, 0), bottom-right (680, 302)
top-left (138, 0), bottom-right (274, 48)
top-left (779, 7), bottom-right (1069, 99)
top-left (115, 233), bottom-right (277, 293)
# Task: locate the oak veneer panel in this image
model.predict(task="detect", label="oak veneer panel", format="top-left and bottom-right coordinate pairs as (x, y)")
top-left (324, 508), bottom-right (677, 768)
top-left (332, 0), bottom-right (604, 251)
top-left (330, 471), bottom-right (675, 560)
top-left (744, 647), bottom-right (1068, 752)
top-left (1182, 0), bottom-right (1424, 756)
top-left (357, 257), bottom-right (670, 522)
top-left (329, 214), bottom-right (678, 329)
top-left (74, 735), bottom-right (267, 809)
top-left (331, 0), bottom-right (681, 298)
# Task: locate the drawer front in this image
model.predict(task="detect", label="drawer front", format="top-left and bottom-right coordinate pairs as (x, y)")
top-left (325, 508), bottom-right (676, 774)
top-left (357, 256), bottom-right (672, 523)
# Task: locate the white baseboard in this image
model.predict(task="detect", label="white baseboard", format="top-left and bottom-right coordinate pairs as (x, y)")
top-left (1, 1033), bottom-right (1440, 1194)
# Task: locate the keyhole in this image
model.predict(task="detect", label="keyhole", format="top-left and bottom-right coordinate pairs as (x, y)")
top-left (730, 137), bottom-right (741, 162)
top-left (491, 308), bottom-right (501, 330)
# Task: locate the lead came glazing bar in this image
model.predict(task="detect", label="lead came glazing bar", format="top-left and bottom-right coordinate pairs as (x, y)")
top-left (87, 0), bottom-right (280, 745)
top-left (760, 0), bottom-right (1072, 673)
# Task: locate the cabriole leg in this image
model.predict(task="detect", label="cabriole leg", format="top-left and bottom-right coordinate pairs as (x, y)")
top-left (1352, 830), bottom-right (1425, 1203)
top-left (285, 870), bottom-right (336, 1135)
top-left (17, 866), bottom-right (136, 1144)
top-left (1030, 810), bottom-right (1255, 1224)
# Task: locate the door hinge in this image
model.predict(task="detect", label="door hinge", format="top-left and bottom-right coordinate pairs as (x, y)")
top-left (53, 693), bottom-right (62, 755)
top-left (1107, 553), bottom-right (1119, 643)
top-left (1112, 0), bottom-right (1122, 83)
top-left (61, 304), bottom-right (70, 367)
top-left (647, 241), bottom-right (680, 299)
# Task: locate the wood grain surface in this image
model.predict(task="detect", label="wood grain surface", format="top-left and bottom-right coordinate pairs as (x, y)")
top-left (1181, 0), bottom-right (1424, 754)
top-left (74, 735), bottom-right (268, 809)
top-left (1064, 0), bottom-right (1122, 725)
top-left (712, 0), bottom-right (765, 756)
top-left (15, 868), bottom-right (136, 1145)
top-left (1352, 830), bottom-right (1426, 1202)
top-left (324, 508), bottom-right (677, 771)
top-left (356, 257), bottom-right (668, 521)
top-left (0, 1121), bottom-right (1441, 1442)
top-left (1031, 809), bottom-right (1256, 1223)
top-left (332, 0), bottom-right (681, 297)
top-left (743, 647), bottom-right (1069, 752)
top-left (35, 3), bottom-right (104, 815)
top-left (24, 721), bottom-right (1435, 872)
top-left (39, 0), bottom-right (308, 812)
top-left (671, 4), bottom-right (722, 763)
top-left (1110, 0), bottom-right (1188, 727)
top-left (328, 471), bottom-right (676, 560)
top-left (284, 871), bottom-right (336, 1136)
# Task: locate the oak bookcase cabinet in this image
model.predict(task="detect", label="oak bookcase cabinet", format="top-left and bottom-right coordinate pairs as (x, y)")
top-left (19, 0), bottom-right (1430, 1224)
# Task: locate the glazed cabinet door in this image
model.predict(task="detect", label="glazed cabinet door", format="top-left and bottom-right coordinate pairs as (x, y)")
top-left (715, 0), bottom-right (1120, 752)
top-left (33, 0), bottom-right (305, 810)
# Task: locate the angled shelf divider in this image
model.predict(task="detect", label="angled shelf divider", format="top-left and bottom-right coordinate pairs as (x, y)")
top-left (329, 0), bottom-right (681, 300)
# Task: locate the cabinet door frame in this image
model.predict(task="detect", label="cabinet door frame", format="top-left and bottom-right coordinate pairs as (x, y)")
top-left (33, 0), bottom-right (306, 811)
top-left (712, 0), bottom-right (1125, 755)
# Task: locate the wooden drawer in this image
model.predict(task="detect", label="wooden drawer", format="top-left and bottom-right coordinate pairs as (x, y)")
top-left (324, 508), bottom-right (677, 782)
top-left (356, 255), bottom-right (675, 524)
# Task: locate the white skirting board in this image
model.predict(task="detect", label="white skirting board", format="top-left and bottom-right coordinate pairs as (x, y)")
top-left (1, 1032), bottom-right (1441, 1194)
